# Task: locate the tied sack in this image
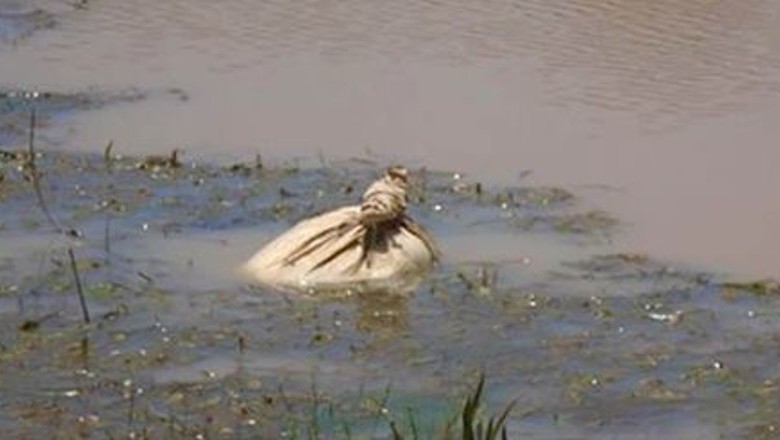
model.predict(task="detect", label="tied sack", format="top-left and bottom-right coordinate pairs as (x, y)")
top-left (243, 166), bottom-right (438, 293)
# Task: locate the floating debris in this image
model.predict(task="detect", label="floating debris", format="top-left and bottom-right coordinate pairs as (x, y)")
top-left (137, 149), bottom-right (181, 171)
top-left (720, 279), bottom-right (780, 296)
top-left (647, 310), bottom-right (683, 324)
top-left (243, 166), bottom-right (438, 294)
top-left (62, 389), bottom-right (80, 398)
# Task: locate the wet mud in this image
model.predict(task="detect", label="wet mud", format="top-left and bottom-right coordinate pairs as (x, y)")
top-left (1, 135), bottom-right (779, 438)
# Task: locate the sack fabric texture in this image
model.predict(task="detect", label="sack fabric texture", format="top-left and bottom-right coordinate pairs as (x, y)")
top-left (243, 166), bottom-right (438, 293)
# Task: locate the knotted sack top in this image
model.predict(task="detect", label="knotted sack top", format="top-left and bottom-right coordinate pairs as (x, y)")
top-left (243, 166), bottom-right (438, 293)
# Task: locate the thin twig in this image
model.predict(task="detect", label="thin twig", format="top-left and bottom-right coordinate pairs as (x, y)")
top-left (80, 335), bottom-right (90, 365)
top-left (127, 386), bottom-right (135, 429)
top-left (237, 333), bottom-right (246, 354)
top-left (103, 140), bottom-right (114, 171)
top-left (27, 110), bottom-right (64, 233)
top-left (310, 374), bottom-right (320, 439)
top-left (137, 271), bottom-right (153, 284)
top-left (104, 214), bottom-right (111, 260)
top-left (371, 382), bottom-right (394, 436)
top-left (68, 247), bottom-right (91, 324)
top-left (25, 111), bottom-right (80, 237)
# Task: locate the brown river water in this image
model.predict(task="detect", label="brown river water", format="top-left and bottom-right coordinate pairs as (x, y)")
top-left (2, 0), bottom-right (780, 278)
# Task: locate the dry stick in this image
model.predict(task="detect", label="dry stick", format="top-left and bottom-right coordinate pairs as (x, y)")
top-left (68, 248), bottom-right (91, 324)
top-left (103, 140), bottom-right (114, 171)
top-left (27, 110), bottom-right (64, 233)
top-left (104, 213), bottom-right (115, 286)
top-left (103, 140), bottom-right (115, 269)
top-left (309, 375), bottom-right (321, 439)
top-left (127, 387), bottom-right (135, 429)
top-left (80, 335), bottom-right (90, 365)
top-left (104, 214), bottom-right (112, 259)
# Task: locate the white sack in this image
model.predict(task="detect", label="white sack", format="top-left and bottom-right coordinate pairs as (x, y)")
top-left (243, 167), bottom-right (438, 294)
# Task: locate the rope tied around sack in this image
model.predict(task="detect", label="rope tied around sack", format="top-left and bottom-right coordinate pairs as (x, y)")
top-left (282, 166), bottom-right (438, 272)
top-left (359, 165), bottom-right (408, 226)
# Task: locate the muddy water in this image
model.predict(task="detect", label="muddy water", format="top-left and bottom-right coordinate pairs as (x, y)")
top-left (3, 3), bottom-right (780, 436)
top-left (2, 2), bottom-right (780, 274)
top-left (3, 149), bottom-right (779, 438)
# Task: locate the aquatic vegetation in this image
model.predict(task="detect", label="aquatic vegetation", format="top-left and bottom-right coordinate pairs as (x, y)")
top-left (388, 373), bottom-right (515, 440)
top-left (0, 145), bottom-right (779, 438)
top-left (490, 186), bottom-right (574, 209)
top-left (457, 373), bottom-right (516, 440)
top-left (416, 171), bottom-right (618, 244)
top-left (720, 279), bottom-right (780, 296)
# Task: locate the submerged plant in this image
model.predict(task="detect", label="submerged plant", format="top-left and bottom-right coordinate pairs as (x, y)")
top-left (720, 279), bottom-right (780, 296)
top-left (458, 373), bottom-right (516, 440)
top-left (391, 373), bottom-right (516, 440)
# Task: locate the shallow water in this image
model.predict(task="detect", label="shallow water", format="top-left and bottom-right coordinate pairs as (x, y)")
top-left (1, 0), bottom-right (779, 277)
top-left (2, 1), bottom-right (780, 437)
top-left (1, 150), bottom-right (779, 438)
